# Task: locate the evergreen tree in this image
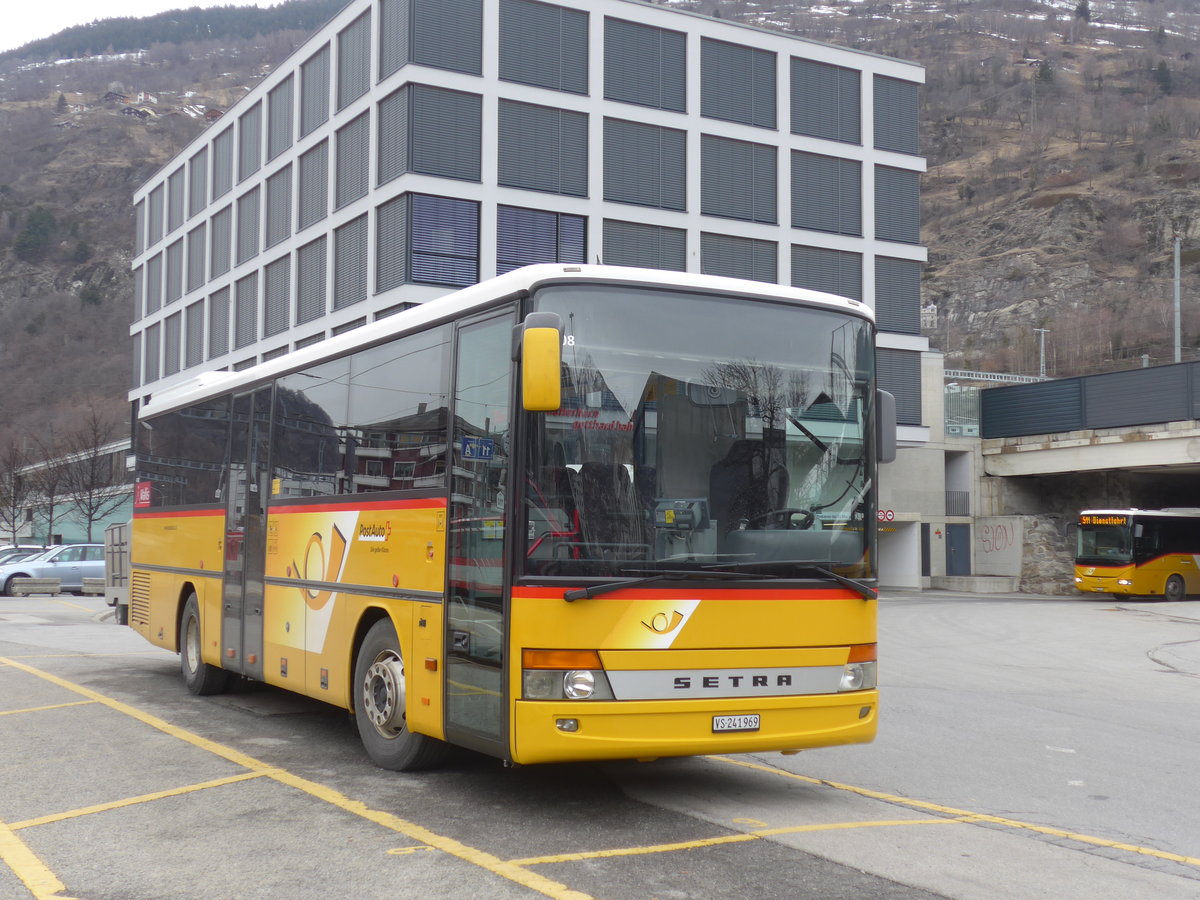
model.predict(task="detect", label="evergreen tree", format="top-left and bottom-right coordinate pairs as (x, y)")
top-left (1153, 60), bottom-right (1173, 95)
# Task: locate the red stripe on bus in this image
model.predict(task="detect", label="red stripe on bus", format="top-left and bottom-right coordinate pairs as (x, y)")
top-left (133, 508), bottom-right (224, 519)
top-left (515, 586), bottom-right (859, 601)
top-left (272, 497), bottom-right (448, 515)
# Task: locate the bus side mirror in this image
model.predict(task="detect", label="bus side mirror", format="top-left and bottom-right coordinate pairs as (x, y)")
top-left (520, 311), bottom-right (562, 412)
top-left (876, 389), bottom-right (896, 464)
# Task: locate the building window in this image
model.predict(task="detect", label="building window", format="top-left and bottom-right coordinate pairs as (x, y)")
top-left (209, 286), bottom-right (230, 358)
top-left (498, 100), bottom-right (586, 196)
top-left (335, 112), bottom-right (370, 209)
top-left (875, 256), bottom-right (922, 335)
top-left (267, 75), bottom-right (294, 161)
top-left (874, 75), bottom-right (919, 155)
top-left (498, 0), bottom-right (588, 94)
top-left (188, 147), bottom-right (208, 218)
top-left (877, 348), bottom-right (921, 426)
top-left (236, 187), bottom-right (261, 266)
top-left (234, 272), bottom-right (258, 349)
top-left (186, 223), bottom-right (206, 293)
top-left (701, 135), bottom-right (776, 224)
top-left (147, 184), bottom-right (164, 246)
top-left (604, 17), bottom-right (685, 112)
top-left (377, 194), bottom-right (479, 291)
top-left (264, 255), bottom-right (291, 337)
top-left (210, 205), bottom-right (232, 278)
top-left (875, 165), bottom-right (920, 244)
top-left (212, 128), bottom-right (234, 200)
top-left (165, 239), bottom-right (183, 304)
top-left (238, 101), bottom-right (262, 183)
top-left (135, 201), bottom-right (145, 256)
top-left (701, 233), bottom-right (777, 284)
top-left (167, 167), bottom-right (185, 234)
top-left (790, 245), bottom-right (862, 302)
top-left (298, 140), bottom-right (329, 231)
top-left (334, 214), bottom-right (369, 309)
top-left (297, 236), bottom-right (327, 325)
top-left (265, 165), bottom-right (292, 250)
top-left (337, 10), bottom-right (372, 111)
top-left (300, 44), bottom-right (331, 138)
top-left (603, 118), bottom-right (685, 211)
top-left (791, 58), bottom-right (860, 145)
top-left (791, 151), bottom-right (861, 236)
top-left (144, 322), bottom-right (161, 383)
top-left (378, 85), bottom-right (481, 188)
top-left (701, 38), bottom-right (775, 129)
top-left (602, 220), bottom-right (685, 271)
top-left (163, 312), bottom-right (182, 376)
top-left (496, 206), bottom-right (585, 274)
top-left (185, 300), bottom-right (205, 368)
top-left (145, 253), bottom-right (163, 314)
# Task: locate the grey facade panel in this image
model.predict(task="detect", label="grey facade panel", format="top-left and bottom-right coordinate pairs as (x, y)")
top-left (209, 286), bottom-right (230, 358)
top-left (188, 148), bottom-right (208, 218)
top-left (791, 58), bottom-right (860, 144)
top-left (700, 134), bottom-right (776, 224)
top-left (603, 219), bottom-right (685, 271)
top-left (147, 184), bottom-right (164, 245)
top-left (167, 167), bottom-right (185, 234)
top-left (1085, 366), bottom-right (1190, 430)
top-left (411, 86), bottom-right (481, 182)
top-left (211, 128), bottom-right (234, 200)
top-left (300, 44), bottom-right (331, 138)
top-left (499, 100), bottom-right (586, 196)
top-left (298, 140), bottom-right (329, 231)
top-left (296, 236), bottom-right (328, 325)
top-left (701, 232), bottom-right (777, 284)
top-left (185, 300), bottom-right (204, 369)
top-left (874, 75), bottom-right (919, 156)
top-left (334, 214), bottom-right (369, 309)
top-left (236, 187), bottom-right (261, 266)
top-left (411, 0), bottom-right (483, 75)
top-left (376, 193), bottom-right (410, 292)
top-left (604, 17), bottom-right (686, 112)
top-left (791, 151), bottom-right (860, 236)
top-left (701, 38), bottom-right (775, 129)
top-left (378, 0), bottom-right (408, 80)
top-left (265, 165), bottom-right (293, 250)
top-left (165, 239), bottom-right (183, 305)
top-left (877, 348), bottom-right (921, 426)
top-left (377, 88), bottom-right (409, 186)
top-left (875, 165), bottom-right (920, 244)
top-left (238, 102), bottom-right (263, 183)
top-left (604, 118), bottom-right (685, 211)
top-left (875, 255), bottom-right (921, 335)
top-left (499, 0), bottom-right (588, 94)
top-left (336, 112), bottom-right (370, 209)
top-left (234, 273), bottom-right (259, 350)
top-left (496, 205), bottom-right (586, 274)
top-left (145, 253), bottom-right (162, 314)
top-left (163, 312), bottom-right (182, 376)
top-left (790, 245), bottom-right (862, 302)
top-left (980, 379), bottom-right (1083, 439)
top-left (264, 255), bottom-right (291, 337)
top-left (337, 11), bottom-right (372, 111)
top-left (144, 322), bottom-right (160, 384)
top-left (268, 75), bottom-right (294, 162)
top-left (210, 205), bottom-right (232, 278)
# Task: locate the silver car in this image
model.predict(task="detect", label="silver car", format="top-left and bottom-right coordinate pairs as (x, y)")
top-left (0, 544), bottom-right (105, 595)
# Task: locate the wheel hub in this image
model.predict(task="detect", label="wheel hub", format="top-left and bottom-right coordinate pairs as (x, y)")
top-left (363, 653), bottom-right (406, 735)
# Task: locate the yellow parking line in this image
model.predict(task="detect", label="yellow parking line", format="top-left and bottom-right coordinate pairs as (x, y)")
top-left (49, 599), bottom-right (92, 613)
top-left (709, 756), bottom-right (1200, 868)
top-left (9, 772), bottom-right (270, 831)
top-left (0, 818), bottom-right (76, 900)
top-left (0, 700), bottom-right (96, 717)
top-left (0, 656), bottom-right (593, 900)
top-left (511, 817), bottom-right (968, 866)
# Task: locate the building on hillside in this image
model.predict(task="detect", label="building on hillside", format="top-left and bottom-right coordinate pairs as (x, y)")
top-left (10, 440), bottom-right (132, 546)
top-left (131, 0), bottom-right (942, 586)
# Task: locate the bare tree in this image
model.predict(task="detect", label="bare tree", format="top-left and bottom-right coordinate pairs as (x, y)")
top-left (29, 433), bottom-right (69, 546)
top-left (0, 442), bottom-right (33, 548)
top-left (59, 408), bottom-right (129, 542)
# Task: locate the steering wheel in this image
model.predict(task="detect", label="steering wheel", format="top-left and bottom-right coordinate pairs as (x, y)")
top-left (747, 508), bottom-right (815, 530)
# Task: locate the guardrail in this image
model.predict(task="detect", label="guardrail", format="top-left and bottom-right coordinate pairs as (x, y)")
top-left (9, 577), bottom-right (61, 596)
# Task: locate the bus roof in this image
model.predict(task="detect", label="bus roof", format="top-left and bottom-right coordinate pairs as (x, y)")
top-left (139, 264), bottom-right (873, 419)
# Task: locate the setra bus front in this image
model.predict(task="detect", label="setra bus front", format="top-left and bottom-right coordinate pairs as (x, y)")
top-left (1074, 511), bottom-right (1138, 596)
top-left (501, 274), bottom-right (893, 764)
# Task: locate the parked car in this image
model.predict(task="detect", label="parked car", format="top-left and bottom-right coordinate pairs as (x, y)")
top-left (0, 544), bottom-right (105, 595)
top-left (0, 545), bottom-right (46, 566)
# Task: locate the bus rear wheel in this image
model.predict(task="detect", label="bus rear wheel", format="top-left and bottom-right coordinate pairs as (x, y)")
top-left (1164, 574), bottom-right (1186, 603)
top-left (180, 593), bottom-right (230, 695)
top-left (353, 618), bottom-right (447, 771)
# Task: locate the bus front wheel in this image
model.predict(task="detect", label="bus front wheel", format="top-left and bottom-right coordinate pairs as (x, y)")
top-left (1164, 574), bottom-right (1186, 603)
top-left (353, 618), bottom-right (447, 771)
top-left (180, 593), bottom-right (230, 695)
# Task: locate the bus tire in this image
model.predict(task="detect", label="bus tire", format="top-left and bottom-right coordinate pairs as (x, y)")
top-left (1164, 575), bottom-right (1186, 603)
top-left (354, 618), bottom-right (447, 771)
top-left (181, 593), bottom-right (230, 696)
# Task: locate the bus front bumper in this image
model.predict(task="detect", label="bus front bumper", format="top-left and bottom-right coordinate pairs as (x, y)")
top-left (511, 691), bottom-right (877, 765)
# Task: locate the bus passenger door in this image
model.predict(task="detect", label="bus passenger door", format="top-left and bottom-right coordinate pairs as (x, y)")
top-left (445, 310), bottom-right (515, 756)
top-left (222, 388), bottom-right (270, 681)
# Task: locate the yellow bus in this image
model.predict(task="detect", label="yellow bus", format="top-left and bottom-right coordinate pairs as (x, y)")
top-left (129, 265), bottom-right (896, 770)
top-left (1074, 508), bottom-right (1200, 601)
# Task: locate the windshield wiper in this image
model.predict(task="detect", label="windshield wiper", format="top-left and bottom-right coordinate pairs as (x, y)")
top-left (563, 567), bottom-right (772, 602)
top-left (702, 560), bottom-right (878, 600)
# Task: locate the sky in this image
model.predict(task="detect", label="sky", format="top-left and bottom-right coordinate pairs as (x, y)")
top-left (3, 1), bottom-right (266, 55)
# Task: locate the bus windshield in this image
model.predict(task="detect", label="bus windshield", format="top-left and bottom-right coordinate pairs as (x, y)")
top-left (1076, 523), bottom-right (1133, 564)
top-left (522, 284), bottom-right (875, 581)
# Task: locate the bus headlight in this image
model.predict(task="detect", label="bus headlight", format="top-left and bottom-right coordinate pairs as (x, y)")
top-left (1075, 576), bottom-right (1083, 584)
top-left (1117, 579), bottom-right (1132, 586)
top-left (838, 661), bottom-right (877, 692)
top-left (522, 649), bottom-right (614, 700)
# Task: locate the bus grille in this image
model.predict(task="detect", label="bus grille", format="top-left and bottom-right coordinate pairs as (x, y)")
top-left (130, 572), bottom-right (152, 628)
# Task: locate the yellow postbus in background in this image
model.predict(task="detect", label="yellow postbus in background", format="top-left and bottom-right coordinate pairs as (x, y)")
top-left (130, 265), bottom-right (895, 770)
top-left (1074, 508), bottom-right (1200, 601)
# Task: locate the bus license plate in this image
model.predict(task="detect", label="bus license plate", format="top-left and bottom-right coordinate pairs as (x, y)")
top-left (713, 714), bottom-right (760, 733)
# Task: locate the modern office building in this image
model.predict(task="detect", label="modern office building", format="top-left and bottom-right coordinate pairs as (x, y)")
top-left (130, 0), bottom-right (930, 581)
